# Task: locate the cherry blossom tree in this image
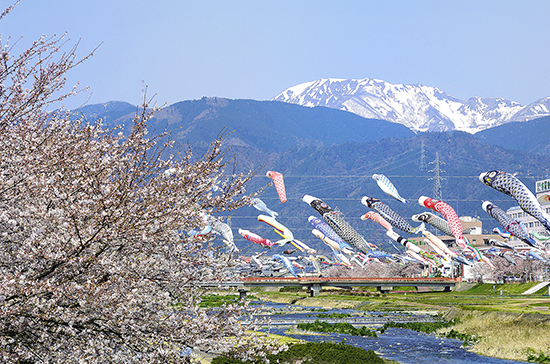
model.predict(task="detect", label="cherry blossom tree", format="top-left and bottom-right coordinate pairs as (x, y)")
top-left (470, 256), bottom-right (547, 283)
top-left (327, 261), bottom-right (423, 278)
top-left (0, 5), bottom-right (278, 363)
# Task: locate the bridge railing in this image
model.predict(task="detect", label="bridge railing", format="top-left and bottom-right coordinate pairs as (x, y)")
top-left (240, 277), bottom-right (461, 284)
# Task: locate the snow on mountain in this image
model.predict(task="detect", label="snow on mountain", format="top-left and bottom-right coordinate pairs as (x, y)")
top-left (271, 78), bottom-right (549, 133)
top-left (509, 97), bottom-right (550, 123)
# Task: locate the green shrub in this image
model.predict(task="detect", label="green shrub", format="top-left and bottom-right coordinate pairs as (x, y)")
top-left (316, 313), bottom-right (353, 318)
top-left (444, 329), bottom-right (478, 346)
top-left (382, 319), bottom-right (457, 334)
top-left (212, 356), bottom-right (243, 364)
top-left (526, 348), bottom-right (550, 363)
top-left (212, 341), bottom-right (385, 364)
top-left (297, 320), bottom-right (378, 337)
top-left (198, 294), bottom-right (239, 307)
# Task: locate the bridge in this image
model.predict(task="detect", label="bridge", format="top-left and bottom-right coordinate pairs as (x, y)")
top-left (200, 277), bottom-right (465, 298)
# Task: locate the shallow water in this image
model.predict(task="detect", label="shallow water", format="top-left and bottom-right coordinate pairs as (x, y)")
top-left (253, 301), bottom-right (530, 364)
top-left (273, 328), bottom-right (530, 364)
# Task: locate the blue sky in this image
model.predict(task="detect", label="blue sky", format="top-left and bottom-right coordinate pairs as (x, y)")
top-left (2, 0), bottom-right (550, 109)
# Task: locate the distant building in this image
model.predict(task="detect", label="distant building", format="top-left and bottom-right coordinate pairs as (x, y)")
top-left (505, 178), bottom-right (550, 249)
top-left (408, 215), bottom-right (502, 249)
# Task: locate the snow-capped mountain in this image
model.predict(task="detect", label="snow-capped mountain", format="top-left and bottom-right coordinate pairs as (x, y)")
top-left (271, 78), bottom-right (550, 133)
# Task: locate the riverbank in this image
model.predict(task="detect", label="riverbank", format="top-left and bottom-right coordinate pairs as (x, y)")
top-left (251, 284), bottom-right (550, 362)
top-left (442, 307), bottom-right (550, 361)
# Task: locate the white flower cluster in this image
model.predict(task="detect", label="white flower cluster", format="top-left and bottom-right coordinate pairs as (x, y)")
top-left (0, 5), bottom-right (280, 362)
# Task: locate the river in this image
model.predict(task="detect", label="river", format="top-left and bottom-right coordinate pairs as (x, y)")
top-left (252, 301), bottom-right (531, 364)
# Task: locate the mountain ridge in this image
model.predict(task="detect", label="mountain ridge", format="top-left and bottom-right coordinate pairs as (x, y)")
top-left (70, 98), bottom-right (550, 157)
top-left (272, 77), bottom-right (550, 133)
top-left (72, 97), bottom-right (415, 154)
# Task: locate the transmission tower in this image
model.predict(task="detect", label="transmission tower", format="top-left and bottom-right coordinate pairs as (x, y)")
top-left (419, 140), bottom-right (427, 171)
top-left (428, 152), bottom-right (444, 200)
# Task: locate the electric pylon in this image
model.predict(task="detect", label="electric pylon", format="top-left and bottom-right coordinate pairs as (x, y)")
top-left (419, 140), bottom-right (427, 171)
top-left (428, 152), bottom-right (444, 200)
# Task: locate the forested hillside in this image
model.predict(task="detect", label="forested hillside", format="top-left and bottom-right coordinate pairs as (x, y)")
top-left (76, 100), bottom-right (550, 253)
top-left (475, 116), bottom-right (550, 156)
